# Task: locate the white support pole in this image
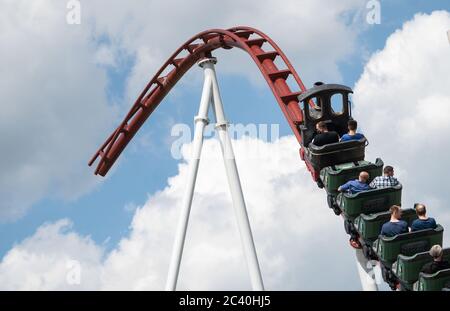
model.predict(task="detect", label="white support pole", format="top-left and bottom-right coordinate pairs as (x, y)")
top-left (165, 57), bottom-right (264, 291)
top-left (165, 60), bottom-right (212, 291)
top-left (355, 249), bottom-right (379, 291)
top-left (208, 58), bottom-right (265, 291)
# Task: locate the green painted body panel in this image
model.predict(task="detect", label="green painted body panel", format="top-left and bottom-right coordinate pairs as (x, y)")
top-left (373, 225), bottom-right (444, 264)
top-left (394, 248), bottom-right (450, 289)
top-left (355, 208), bottom-right (417, 242)
top-left (417, 268), bottom-right (450, 291)
top-left (338, 184), bottom-right (402, 220)
top-left (320, 158), bottom-right (383, 195)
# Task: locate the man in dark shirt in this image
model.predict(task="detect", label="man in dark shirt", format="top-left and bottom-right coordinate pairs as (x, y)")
top-left (411, 203), bottom-right (437, 231)
top-left (421, 245), bottom-right (450, 274)
top-left (380, 205), bottom-right (409, 237)
top-left (312, 121), bottom-right (339, 146)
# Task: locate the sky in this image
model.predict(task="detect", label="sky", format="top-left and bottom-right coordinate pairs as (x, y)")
top-left (0, 0), bottom-right (449, 290)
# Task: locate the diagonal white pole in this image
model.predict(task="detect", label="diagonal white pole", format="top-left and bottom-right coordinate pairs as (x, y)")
top-left (165, 59), bottom-right (212, 291)
top-left (208, 58), bottom-right (265, 291)
top-left (355, 249), bottom-right (379, 291)
top-left (165, 57), bottom-right (264, 291)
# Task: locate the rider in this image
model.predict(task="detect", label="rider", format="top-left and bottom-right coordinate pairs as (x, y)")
top-left (380, 205), bottom-right (409, 237)
top-left (421, 245), bottom-right (450, 274)
top-left (338, 171), bottom-right (370, 194)
top-left (340, 120), bottom-right (365, 142)
top-left (312, 121), bottom-right (339, 146)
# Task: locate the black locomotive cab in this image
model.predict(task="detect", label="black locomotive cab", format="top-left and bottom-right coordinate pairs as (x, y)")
top-left (298, 83), bottom-right (367, 180)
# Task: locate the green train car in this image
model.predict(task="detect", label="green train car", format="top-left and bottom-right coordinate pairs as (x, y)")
top-left (393, 248), bottom-right (450, 290)
top-left (296, 84), bottom-right (448, 291)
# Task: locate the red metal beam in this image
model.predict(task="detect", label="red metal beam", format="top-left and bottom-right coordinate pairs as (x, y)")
top-left (89, 26), bottom-right (307, 176)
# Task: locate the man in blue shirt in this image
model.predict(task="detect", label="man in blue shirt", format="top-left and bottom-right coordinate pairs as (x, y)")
top-left (338, 171), bottom-right (371, 249)
top-left (381, 205), bottom-right (409, 237)
top-left (340, 120), bottom-right (365, 142)
top-left (411, 204), bottom-right (437, 231)
top-left (338, 171), bottom-right (370, 194)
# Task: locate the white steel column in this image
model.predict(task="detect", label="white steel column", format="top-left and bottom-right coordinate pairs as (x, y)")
top-left (355, 249), bottom-right (379, 291)
top-left (165, 57), bottom-right (264, 291)
top-left (208, 58), bottom-right (265, 291)
top-left (165, 59), bottom-right (212, 291)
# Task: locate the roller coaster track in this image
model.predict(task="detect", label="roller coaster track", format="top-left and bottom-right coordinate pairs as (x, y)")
top-left (89, 27), bottom-right (447, 291)
top-left (89, 26), bottom-right (307, 176)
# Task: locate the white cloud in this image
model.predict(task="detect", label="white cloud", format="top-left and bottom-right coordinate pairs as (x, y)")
top-left (84, 0), bottom-right (366, 100)
top-left (99, 8), bottom-right (450, 291)
top-left (3, 3), bottom-right (450, 292)
top-left (102, 137), bottom-right (358, 290)
top-left (0, 137), bottom-right (358, 290)
top-left (354, 10), bottom-right (450, 242)
top-left (0, 219), bottom-right (103, 290)
top-left (0, 1), bottom-right (116, 220)
top-left (0, 0), bottom-right (366, 221)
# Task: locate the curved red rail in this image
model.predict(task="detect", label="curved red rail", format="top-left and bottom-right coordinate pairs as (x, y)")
top-left (89, 26), bottom-right (307, 176)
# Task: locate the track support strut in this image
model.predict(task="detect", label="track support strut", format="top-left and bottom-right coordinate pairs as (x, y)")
top-left (355, 249), bottom-right (379, 291)
top-left (165, 57), bottom-right (264, 291)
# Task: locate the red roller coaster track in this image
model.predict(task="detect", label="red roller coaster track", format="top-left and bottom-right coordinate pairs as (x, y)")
top-left (89, 26), bottom-right (308, 176)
